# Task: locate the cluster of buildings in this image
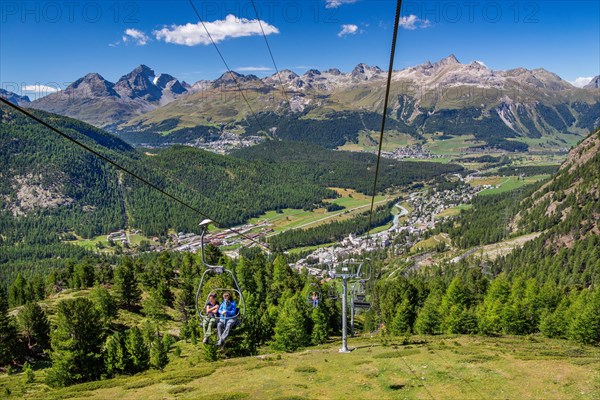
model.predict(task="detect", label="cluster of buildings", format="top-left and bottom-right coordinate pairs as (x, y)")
top-left (107, 230), bottom-right (129, 244)
top-left (170, 221), bottom-right (273, 253)
top-left (191, 134), bottom-right (264, 154)
top-left (381, 145), bottom-right (441, 160)
top-left (291, 183), bottom-right (481, 274)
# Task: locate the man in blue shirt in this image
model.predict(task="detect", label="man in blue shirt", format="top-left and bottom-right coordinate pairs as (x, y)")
top-left (216, 291), bottom-right (237, 346)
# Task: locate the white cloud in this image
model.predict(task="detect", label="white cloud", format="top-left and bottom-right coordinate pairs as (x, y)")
top-left (569, 76), bottom-right (594, 88)
top-left (338, 24), bottom-right (359, 37)
top-left (326, 0), bottom-right (359, 8)
top-left (154, 14), bottom-right (279, 46)
top-left (123, 28), bottom-right (149, 45)
top-left (236, 66), bottom-right (273, 72)
top-left (399, 14), bottom-right (431, 30)
top-left (22, 85), bottom-right (61, 93)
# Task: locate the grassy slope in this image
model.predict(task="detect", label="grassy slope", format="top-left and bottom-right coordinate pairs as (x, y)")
top-left (3, 335), bottom-right (599, 400)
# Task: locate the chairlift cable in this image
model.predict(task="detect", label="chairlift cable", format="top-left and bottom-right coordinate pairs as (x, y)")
top-left (0, 97), bottom-right (269, 251)
top-left (366, 0), bottom-right (403, 237)
top-left (187, 0), bottom-right (269, 135)
top-left (249, 0), bottom-right (294, 112)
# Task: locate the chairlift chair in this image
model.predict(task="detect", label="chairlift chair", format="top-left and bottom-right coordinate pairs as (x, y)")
top-left (306, 282), bottom-right (322, 308)
top-left (195, 219), bottom-right (246, 328)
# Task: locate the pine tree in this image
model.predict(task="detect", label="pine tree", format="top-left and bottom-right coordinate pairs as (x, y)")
top-left (476, 275), bottom-right (509, 335)
top-left (17, 302), bottom-right (50, 351)
top-left (90, 285), bottom-right (117, 327)
top-left (269, 256), bottom-right (298, 305)
top-left (310, 305), bottom-right (329, 345)
top-left (0, 292), bottom-right (19, 366)
top-left (104, 332), bottom-right (127, 376)
top-left (150, 335), bottom-right (169, 370)
top-left (72, 261), bottom-right (95, 289)
top-left (46, 298), bottom-right (105, 387)
top-left (8, 273), bottom-right (28, 307)
top-left (390, 299), bottom-right (414, 335)
top-left (569, 288), bottom-right (600, 345)
top-left (125, 327), bottom-right (149, 373)
top-left (114, 258), bottom-right (141, 310)
top-left (440, 278), bottom-right (472, 334)
top-left (540, 296), bottom-right (570, 339)
top-left (142, 289), bottom-right (167, 321)
top-left (273, 295), bottom-right (310, 352)
top-left (238, 292), bottom-right (261, 355)
top-left (414, 294), bottom-right (441, 335)
top-left (22, 361), bottom-right (34, 384)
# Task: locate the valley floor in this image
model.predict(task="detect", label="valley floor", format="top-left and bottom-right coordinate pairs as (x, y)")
top-left (3, 335), bottom-right (599, 400)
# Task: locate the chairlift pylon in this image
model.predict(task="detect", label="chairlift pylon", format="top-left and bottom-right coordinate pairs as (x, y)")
top-left (326, 256), bottom-right (372, 353)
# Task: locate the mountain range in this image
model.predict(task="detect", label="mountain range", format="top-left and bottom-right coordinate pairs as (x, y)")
top-left (25, 65), bottom-right (189, 130)
top-left (3, 56), bottom-right (600, 151)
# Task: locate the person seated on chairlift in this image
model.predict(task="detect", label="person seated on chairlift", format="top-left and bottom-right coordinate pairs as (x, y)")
top-left (311, 291), bottom-right (319, 308)
top-left (216, 291), bottom-right (237, 346)
top-left (202, 293), bottom-right (220, 344)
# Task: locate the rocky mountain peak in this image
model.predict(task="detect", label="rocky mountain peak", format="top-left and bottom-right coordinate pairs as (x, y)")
top-left (584, 76), bottom-right (600, 89)
top-left (276, 70), bottom-right (300, 81)
top-left (324, 68), bottom-right (342, 76)
top-left (114, 65), bottom-right (162, 102)
top-left (0, 89), bottom-right (31, 105)
top-left (213, 71), bottom-right (260, 87)
top-left (304, 69), bottom-right (322, 78)
top-left (131, 64), bottom-right (156, 78)
top-left (351, 63), bottom-right (383, 80)
top-left (155, 74), bottom-right (187, 95)
top-left (434, 54), bottom-right (461, 68)
top-left (66, 73), bottom-right (118, 97)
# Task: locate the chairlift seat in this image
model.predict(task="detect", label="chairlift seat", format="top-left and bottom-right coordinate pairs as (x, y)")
top-left (352, 301), bottom-right (371, 309)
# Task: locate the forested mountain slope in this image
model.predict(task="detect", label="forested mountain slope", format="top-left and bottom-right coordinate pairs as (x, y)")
top-left (0, 105), bottom-right (334, 243)
top-left (436, 128), bottom-right (600, 284)
top-left (494, 128), bottom-right (600, 285)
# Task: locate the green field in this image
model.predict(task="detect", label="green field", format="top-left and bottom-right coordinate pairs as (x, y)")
top-left (478, 175), bottom-right (550, 196)
top-left (435, 204), bottom-right (473, 219)
top-left (66, 235), bottom-right (110, 251)
top-left (424, 134), bottom-right (486, 155)
top-left (4, 334), bottom-right (599, 400)
top-left (249, 188), bottom-right (391, 235)
top-left (67, 231), bottom-right (158, 253)
top-left (411, 233), bottom-right (451, 252)
top-left (338, 130), bottom-right (418, 152)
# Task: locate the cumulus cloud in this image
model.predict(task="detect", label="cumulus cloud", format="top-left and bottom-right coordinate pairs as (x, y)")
top-left (22, 84), bottom-right (61, 93)
top-left (399, 14), bottom-right (431, 30)
top-left (236, 66), bottom-right (273, 72)
top-left (326, 0), bottom-right (359, 8)
top-left (123, 28), bottom-right (149, 45)
top-left (338, 24), bottom-right (359, 37)
top-left (154, 15), bottom-right (279, 46)
top-left (569, 76), bottom-right (595, 88)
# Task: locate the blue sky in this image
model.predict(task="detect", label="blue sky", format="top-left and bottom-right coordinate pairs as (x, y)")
top-left (1, 0), bottom-right (599, 98)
